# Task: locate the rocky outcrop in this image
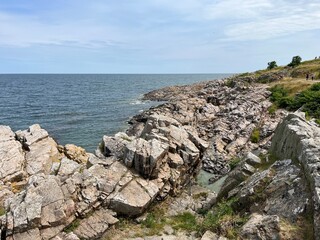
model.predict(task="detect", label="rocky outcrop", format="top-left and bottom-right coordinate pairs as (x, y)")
top-left (0, 124), bottom-right (168, 239)
top-left (214, 112), bottom-right (319, 239)
top-left (1, 75), bottom-right (318, 240)
top-left (0, 113), bottom-right (208, 239)
top-left (270, 112), bottom-right (320, 239)
top-left (132, 79), bottom-right (286, 179)
top-left (100, 114), bottom-right (208, 195)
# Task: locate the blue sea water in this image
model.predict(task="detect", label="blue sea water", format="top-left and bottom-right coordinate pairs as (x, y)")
top-left (0, 74), bottom-right (231, 152)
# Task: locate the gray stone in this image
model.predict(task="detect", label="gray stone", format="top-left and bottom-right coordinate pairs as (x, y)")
top-left (13, 228), bottom-right (41, 240)
top-left (16, 124), bottom-right (49, 147)
top-left (124, 138), bottom-right (168, 178)
top-left (100, 132), bottom-right (132, 158)
top-left (0, 125), bottom-right (15, 142)
top-left (201, 231), bottom-right (228, 240)
top-left (240, 213), bottom-right (280, 240)
top-left (270, 113), bottom-right (320, 237)
top-left (0, 139), bottom-right (25, 182)
top-left (57, 157), bottom-right (81, 181)
top-left (108, 179), bottom-right (155, 216)
top-left (245, 152), bottom-right (261, 167)
top-left (26, 137), bottom-right (60, 175)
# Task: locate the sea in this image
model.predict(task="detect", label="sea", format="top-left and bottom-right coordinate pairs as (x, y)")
top-left (0, 74), bottom-right (232, 152)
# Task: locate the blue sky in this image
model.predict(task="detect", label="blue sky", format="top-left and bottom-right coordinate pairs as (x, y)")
top-left (0, 0), bottom-right (320, 73)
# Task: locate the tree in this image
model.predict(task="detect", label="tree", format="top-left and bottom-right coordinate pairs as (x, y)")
top-left (267, 61), bottom-right (277, 70)
top-left (288, 56), bottom-right (302, 67)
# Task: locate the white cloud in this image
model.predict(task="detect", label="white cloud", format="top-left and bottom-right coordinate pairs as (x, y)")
top-left (146, 0), bottom-right (320, 41)
top-left (1, 0), bottom-right (320, 49)
top-left (0, 11), bottom-right (124, 48)
top-left (222, 1), bottom-right (320, 41)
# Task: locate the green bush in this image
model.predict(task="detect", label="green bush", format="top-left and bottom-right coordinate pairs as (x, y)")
top-left (250, 128), bottom-right (260, 143)
top-left (269, 83), bottom-right (320, 122)
top-left (267, 61), bottom-right (277, 70)
top-left (269, 85), bottom-right (289, 102)
top-left (278, 96), bottom-right (295, 109)
top-left (288, 56), bottom-right (302, 67)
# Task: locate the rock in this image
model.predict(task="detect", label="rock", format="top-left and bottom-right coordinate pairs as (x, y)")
top-left (12, 228), bottom-right (41, 240)
top-left (74, 208), bottom-right (118, 239)
top-left (0, 125), bottom-right (15, 142)
top-left (244, 152), bottom-right (261, 167)
top-left (0, 126), bottom-right (25, 182)
top-left (57, 158), bottom-right (81, 181)
top-left (270, 113), bottom-right (320, 238)
top-left (240, 213), bottom-right (280, 240)
top-left (87, 153), bottom-right (114, 167)
top-left (40, 225), bottom-right (65, 240)
top-left (108, 179), bottom-right (158, 216)
top-left (25, 137), bottom-right (60, 175)
top-left (100, 132), bottom-right (132, 158)
top-left (201, 231), bottom-right (228, 240)
top-left (16, 124), bottom-right (49, 147)
top-left (6, 174), bottom-right (73, 233)
top-left (123, 138), bottom-right (168, 179)
top-left (64, 144), bottom-right (88, 164)
top-left (168, 153), bottom-right (184, 168)
top-left (87, 161), bottom-right (128, 195)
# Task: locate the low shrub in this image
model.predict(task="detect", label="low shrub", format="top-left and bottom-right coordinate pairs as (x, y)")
top-left (250, 128), bottom-right (260, 143)
top-left (269, 83), bottom-right (320, 122)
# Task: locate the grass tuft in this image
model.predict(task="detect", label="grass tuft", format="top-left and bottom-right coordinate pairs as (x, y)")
top-left (63, 219), bottom-right (81, 233)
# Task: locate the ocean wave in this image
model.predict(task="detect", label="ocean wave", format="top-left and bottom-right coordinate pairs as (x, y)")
top-left (130, 99), bottom-right (146, 105)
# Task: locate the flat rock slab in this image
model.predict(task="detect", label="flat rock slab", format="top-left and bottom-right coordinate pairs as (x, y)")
top-left (74, 208), bottom-right (118, 240)
top-left (108, 179), bottom-right (158, 216)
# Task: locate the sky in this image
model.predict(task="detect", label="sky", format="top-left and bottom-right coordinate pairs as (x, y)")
top-left (0, 0), bottom-right (320, 73)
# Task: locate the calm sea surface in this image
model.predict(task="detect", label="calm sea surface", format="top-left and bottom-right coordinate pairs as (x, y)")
top-left (0, 74), bottom-right (231, 152)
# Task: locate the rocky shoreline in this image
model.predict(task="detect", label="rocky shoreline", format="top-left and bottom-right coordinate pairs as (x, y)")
top-left (0, 75), bottom-right (319, 239)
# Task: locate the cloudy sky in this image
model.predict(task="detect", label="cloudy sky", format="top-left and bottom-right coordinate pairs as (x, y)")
top-left (1, 0), bottom-right (320, 73)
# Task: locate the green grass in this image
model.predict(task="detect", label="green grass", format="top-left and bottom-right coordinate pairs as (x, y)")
top-left (198, 198), bottom-right (247, 238)
top-left (229, 157), bottom-right (241, 170)
top-left (169, 212), bottom-right (198, 231)
top-left (268, 103), bottom-right (278, 115)
top-left (0, 206), bottom-right (6, 216)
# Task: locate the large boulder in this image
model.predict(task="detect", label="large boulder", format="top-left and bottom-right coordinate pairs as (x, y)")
top-left (270, 113), bottom-right (320, 238)
top-left (100, 132), bottom-right (133, 158)
top-left (108, 178), bottom-right (160, 216)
